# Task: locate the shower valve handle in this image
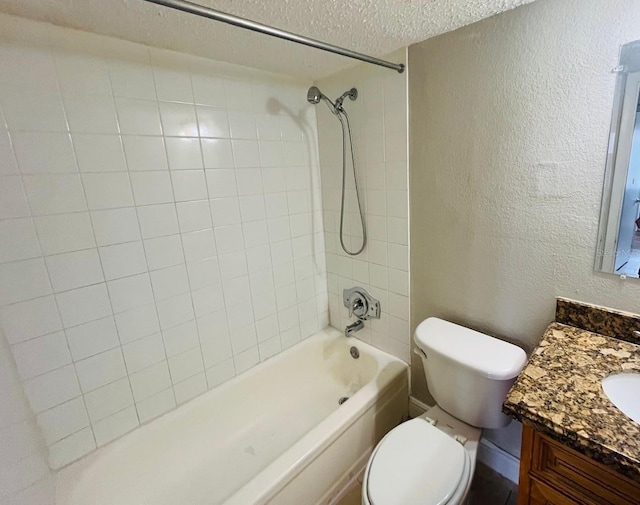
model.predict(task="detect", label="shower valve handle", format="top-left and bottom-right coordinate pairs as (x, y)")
top-left (343, 287), bottom-right (380, 321)
top-left (349, 298), bottom-right (365, 318)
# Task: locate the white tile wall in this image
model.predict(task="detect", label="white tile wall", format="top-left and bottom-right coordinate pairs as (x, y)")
top-left (316, 49), bottom-right (410, 362)
top-left (0, 14), bottom-right (327, 473)
top-left (0, 331), bottom-right (55, 505)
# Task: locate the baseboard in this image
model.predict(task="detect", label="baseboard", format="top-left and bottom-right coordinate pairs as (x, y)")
top-left (477, 438), bottom-right (520, 484)
top-left (408, 396), bottom-right (432, 418)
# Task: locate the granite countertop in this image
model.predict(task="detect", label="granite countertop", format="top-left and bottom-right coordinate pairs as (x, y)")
top-left (503, 321), bottom-right (640, 481)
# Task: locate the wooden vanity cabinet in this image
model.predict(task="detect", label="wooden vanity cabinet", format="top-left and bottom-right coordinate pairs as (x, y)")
top-left (518, 425), bottom-right (640, 505)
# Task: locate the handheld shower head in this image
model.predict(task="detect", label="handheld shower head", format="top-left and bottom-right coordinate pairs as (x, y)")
top-left (307, 84), bottom-right (365, 255)
top-left (307, 86), bottom-right (357, 114)
top-left (307, 86), bottom-right (339, 115)
top-left (307, 86), bottom-right (323, 105)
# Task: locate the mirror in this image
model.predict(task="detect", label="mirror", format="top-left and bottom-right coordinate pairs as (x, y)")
top-left (596, 40), bottom-right (640, 278)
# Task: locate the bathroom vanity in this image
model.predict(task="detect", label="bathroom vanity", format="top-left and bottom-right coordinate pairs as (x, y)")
top-left (503, 299), bottom-right (640, 505)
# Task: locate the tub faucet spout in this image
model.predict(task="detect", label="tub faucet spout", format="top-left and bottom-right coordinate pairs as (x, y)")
top-left (345, 320), bottom-right (364, 337)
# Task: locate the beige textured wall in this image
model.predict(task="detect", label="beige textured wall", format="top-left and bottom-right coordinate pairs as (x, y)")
top-left (409, 0), bottom-right (640, 452)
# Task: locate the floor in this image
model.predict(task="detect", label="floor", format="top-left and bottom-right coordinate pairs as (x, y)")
top-left (466, 463), bottom-right (518, 505)
top-left (336, 463), bottom-right (518, 505)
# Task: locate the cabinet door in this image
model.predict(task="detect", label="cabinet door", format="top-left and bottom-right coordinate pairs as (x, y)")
top-left (531, 431), bottom-right (640, 504)
top-left (519, 425), bottom-right (640, 505)
top-left (529, 479), bottom-right (581, 505)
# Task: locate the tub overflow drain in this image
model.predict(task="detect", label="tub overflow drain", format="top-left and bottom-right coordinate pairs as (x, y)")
top-left (338, 396), bottom-right (349, 405)
top-left (350, 347), bottom-right (359, 359)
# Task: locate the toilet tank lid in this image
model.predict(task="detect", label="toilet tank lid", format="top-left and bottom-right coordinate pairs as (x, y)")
top-left (414, 318), bottom-right (527, 380)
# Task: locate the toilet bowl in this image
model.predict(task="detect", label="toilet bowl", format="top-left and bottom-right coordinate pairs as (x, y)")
top-left (362, 318), bottom-right (526, 505)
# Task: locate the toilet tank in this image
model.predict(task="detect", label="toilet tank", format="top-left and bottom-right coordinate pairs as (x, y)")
top-left (414, 318), bottom-right (527, 429)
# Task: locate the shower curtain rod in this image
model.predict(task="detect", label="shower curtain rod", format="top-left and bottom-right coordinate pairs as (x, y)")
top-left (143, 0), bottom-right (405, 73)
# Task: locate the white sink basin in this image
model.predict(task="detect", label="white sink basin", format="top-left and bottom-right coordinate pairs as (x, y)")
top-left (601, 374), bottom-right (640, 424)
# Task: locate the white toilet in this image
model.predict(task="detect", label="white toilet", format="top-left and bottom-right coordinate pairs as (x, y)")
top-left (362, 317), bottom-right (527, 505)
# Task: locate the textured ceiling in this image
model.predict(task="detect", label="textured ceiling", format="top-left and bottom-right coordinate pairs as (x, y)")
top-left (0, 0), bottom-right (537, 79)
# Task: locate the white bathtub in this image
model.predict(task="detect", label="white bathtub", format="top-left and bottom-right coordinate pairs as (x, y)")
top-left (56, 327), bottom-right (409, 505)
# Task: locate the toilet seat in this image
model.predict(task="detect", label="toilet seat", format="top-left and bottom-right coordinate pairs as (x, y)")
top-left (364, 418), bottom-right (471, 505)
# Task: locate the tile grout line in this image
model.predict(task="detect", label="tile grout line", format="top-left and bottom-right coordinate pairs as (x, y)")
top-left (150, 63), bottom-right (208, 397)
top-left (189, 64), bottom-right (235, 389)
top-left (128, 47), bottom-right (179, 412)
